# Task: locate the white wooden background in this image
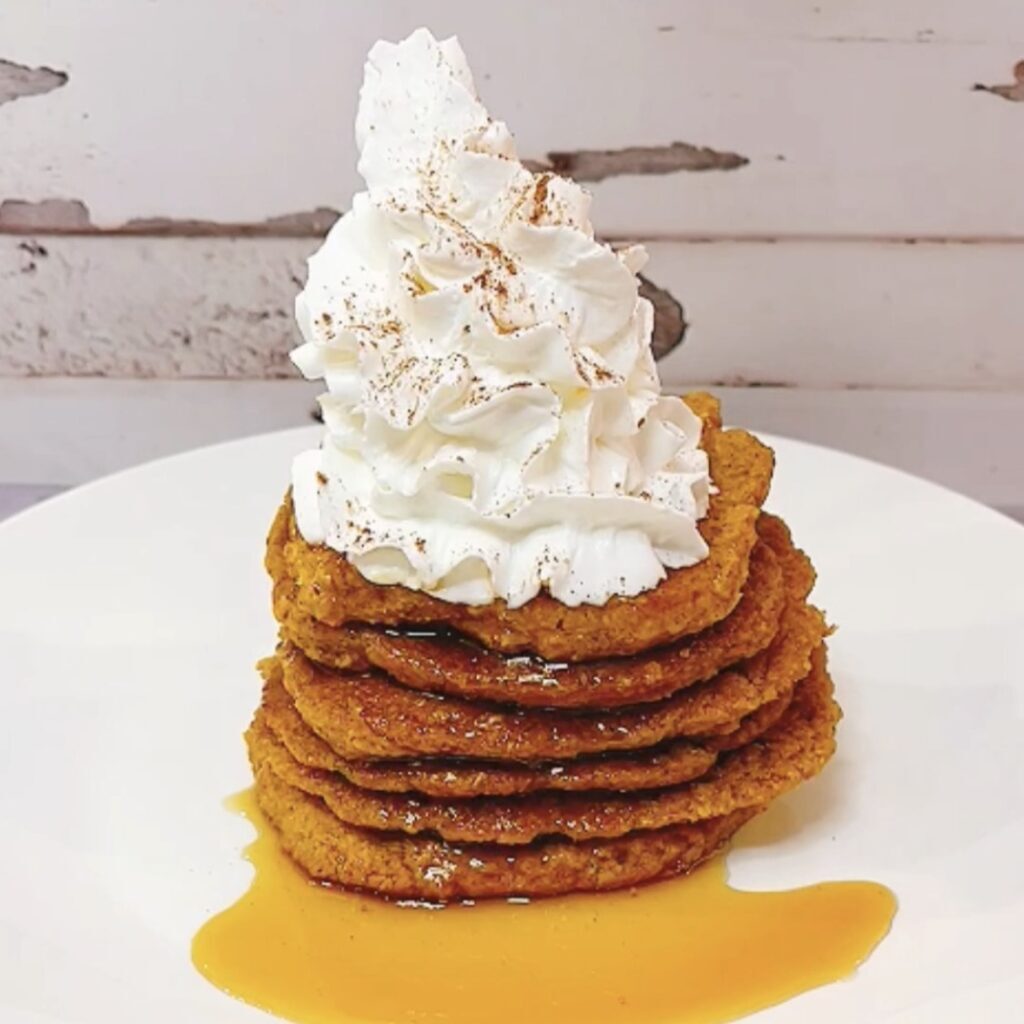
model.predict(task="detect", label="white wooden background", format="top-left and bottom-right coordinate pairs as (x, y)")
top-left (1, 1), bottom-right (1022, 517)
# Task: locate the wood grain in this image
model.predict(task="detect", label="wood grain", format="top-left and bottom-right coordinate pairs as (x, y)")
top-left (3, 235), bottom-right (1020, 390)
top-left (0, 0), bottom-right (1022, 237)
top-left (1, 0), bottom-right (1021, 511)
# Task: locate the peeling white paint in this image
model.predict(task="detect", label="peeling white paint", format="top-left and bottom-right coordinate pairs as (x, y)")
top-left (973, 59), bottom-right (1024, 101)
top-left (0, 0), bottom-right (1021, 507)
top-left (1, 0), bottom-right (1023, 236)
top-left (0, 198), bottom-right (92, 230)
top-left (527, 141), bottom-right (749, 182)
top-left (0, 58), bottom-right (66, 106)
top-left (0, 236), bottom-right (301, 377)
top-left (1, 235), bottom-right (1022, 389)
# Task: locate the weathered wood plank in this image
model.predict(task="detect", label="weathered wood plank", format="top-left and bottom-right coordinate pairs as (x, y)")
top-left (2, 235), bottom-right (1021, 389)
top-left (649, 239), bottom-right (1024, 390)
top-left (0, 0), bottom-right (1022, 237)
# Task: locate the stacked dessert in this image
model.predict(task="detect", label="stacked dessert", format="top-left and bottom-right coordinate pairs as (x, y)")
top-left (246, 30), bottom-right (839, 901)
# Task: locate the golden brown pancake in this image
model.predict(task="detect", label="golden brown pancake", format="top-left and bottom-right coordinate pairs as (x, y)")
top-left (256, 662), bottom-right (795, 800)
top-left (330, 742), bottom-right (719, 799)
top-left (246, 382), bottom-right (840, 899)
top-left (252, 764), bottom-right (761, 901)
top-left (703, 686), bottom-right (795, 752)
top-left (265, 393), bottom-right (774, 662)
top-left (274, 514), bottom-right (806, 709)
top-left (257, 670), bottom-right (719, 796)
top-left (258, 663), bottom-right (794, 798)
top-left (248, 648), bottom-right (835, 846)
top-left (273, 591), bottom-right (827, 762)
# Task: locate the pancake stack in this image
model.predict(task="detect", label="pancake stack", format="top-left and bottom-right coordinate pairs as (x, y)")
top-left (248, 393), bottom-right (839, 901)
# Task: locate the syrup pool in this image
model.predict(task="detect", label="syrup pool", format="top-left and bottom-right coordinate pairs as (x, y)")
top-left (193, 790), bottom-right (895, 1024)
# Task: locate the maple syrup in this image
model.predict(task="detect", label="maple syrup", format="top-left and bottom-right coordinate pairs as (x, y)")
top-left (193, 790), bottom-right (895, 1024)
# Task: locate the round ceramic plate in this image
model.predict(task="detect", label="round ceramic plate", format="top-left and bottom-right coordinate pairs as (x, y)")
top-left (0, 428), bottom-right (1022, 1023)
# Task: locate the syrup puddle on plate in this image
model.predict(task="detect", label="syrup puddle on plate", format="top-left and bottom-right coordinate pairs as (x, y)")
top-left (193, 790), bottom-right (895, 1024)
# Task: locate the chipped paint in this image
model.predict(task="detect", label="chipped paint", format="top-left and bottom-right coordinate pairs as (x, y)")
top-left (121, 207), bottom-right (341, 236)
top-left (15, 239), bottom-right (48, 274)
top-left (0, 234), bottom-right (686, 380)
top-left (0, 200), bottom-right (1016, 248)
top-left (0, 234), bottom-right (301, 378)
top-left (526, 141), bottom-right (749, 183)
top-left (709, 377), bottom-right (795, 389)
top-left (3, 236), bottom-right (1022, 391)
top-left (973, 60), bottom-right (1024, 102)
top-left (0, 199), bottom-right (93, 231)
top-left (0, 204), bottom-right (342, 237)
top-left (0, 59), bottom-right (67, 107)
top-left (17, 240), bottom-right (48, 258)
top-left (637, 274), bottom-right (688, 360)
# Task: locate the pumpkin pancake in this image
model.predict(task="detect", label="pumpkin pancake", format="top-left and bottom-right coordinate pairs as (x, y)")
top-left (703, 685), bottom-right (796, 752)
top-left (264, 393), bottom-right (774, 662)
top-left (256, 667), bottom-right (719, 795)
top-left (326, 739), bottom-right (722, 799)
top-left (248, 647), bottom-right (834, 846)
top-left (273, 513), bottom-right (806, 709)
top-left (273, 592), bottom-right (827, 762)
top-left (257, 663), bottom-right (793, 798)
top-left (252, 764), bottom-right (761, 901)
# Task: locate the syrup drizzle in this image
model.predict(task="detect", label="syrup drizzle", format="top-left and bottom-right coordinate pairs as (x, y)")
top-left (193, 790), bottom-right (895, 1024)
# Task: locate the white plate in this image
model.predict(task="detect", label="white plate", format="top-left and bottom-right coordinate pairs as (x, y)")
top-left (1, 428), bottom-right (1022, 1023)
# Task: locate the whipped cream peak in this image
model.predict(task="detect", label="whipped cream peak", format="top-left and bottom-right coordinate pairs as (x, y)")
top-left (290, 28), bottom-right (712, 608)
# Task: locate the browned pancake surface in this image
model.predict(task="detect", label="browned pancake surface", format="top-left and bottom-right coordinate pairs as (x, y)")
top-left (257, 669), bottom-right (720, 796)
top-left (274, 586), bottom-right (827, 762)
top-left (275, 512), bottom-right (811, 709)
top-left (253, 765), bottom-right (760, 901)
top-left (249, 648), bottom-right (835, 845)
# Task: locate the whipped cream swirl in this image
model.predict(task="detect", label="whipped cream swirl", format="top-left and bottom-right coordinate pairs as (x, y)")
top-left (290, 28), bottom-right (711, 608)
